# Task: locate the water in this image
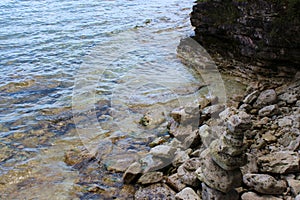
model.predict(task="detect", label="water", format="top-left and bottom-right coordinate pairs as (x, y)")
top-left (0, 0), bottom-right (246, 199)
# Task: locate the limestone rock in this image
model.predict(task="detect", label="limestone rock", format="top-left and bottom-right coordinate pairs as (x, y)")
top-left (123, 162), bottom-right (143, 184)
top-left (201, 183), bottom-right (239, 200)
top-left (172, 149), bottom-right (191, 168)
top-left (137, 172), bottom-right (164, 185)
top-left (287, 179), bottom-right (300, 196)
top-left (134, 183), bottom-right (176, 200)
top-left (243, 90), bottom-right (259, 104)
top-left (258, 151), bottom-right (300, 174)
top-left (258, 104), bottom-right (279, 117)
top-left (177, 158), bottom-right (201, 187)
top-left (241, 192), bottom-right (282, 200)
top-left (150, 144), bottom-right (176, 159)
top-left (199, 124), bottom-right (218, 148)
top-left (175, 187), bottom-right (200, 200)
top-left (196, 149), bottom-right (242, 192)
top-left (166, 173), bottom-right (186, 192)
top-left (254, 89), bottom-right (277, 108)
top-left (226, 112), bottom-right (251, 134)
top-left (243, 173), bottom-right (287, 194)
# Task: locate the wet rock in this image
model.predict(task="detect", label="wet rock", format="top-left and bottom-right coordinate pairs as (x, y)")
top-left (123, 162), bottom-right (143, 184)
top-left (104, 153), bottom-right (138, 172)
top-left (196, 149), bottom-right (242, 193)
top-left (258, 105), bottom-right (278, 117)
top-left (175, 187), bottom-right (200, 200)
top-left (169, 125), bottom-right (198, 148)
top-left (149, 136), bottom-right (170, 148)
top-left (241, 192), bottom-right (282, 200)
top-left (201, 183), bottom-right (239, 200)
top-left (137, 172), bottom-right (163, 185)
top-left (253, 89), bottom-right (277, 109)
top-left (258, 151), bottom-right (300, 174)
top-left (199, 124), bottom-right (218, 148)
top-left (287, 179), bottom-right (300, 196)
top-left (243, 173), bottom-right (287, 194)
top-left (166, 173), bottom-right (186, 192)
top-left (134, 183), bottom-right (176, 200)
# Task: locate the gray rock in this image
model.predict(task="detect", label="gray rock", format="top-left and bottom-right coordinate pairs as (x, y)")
top-left (196, 149), bottom-right (242, 192)
top-left (134, 183), bottom-right (176, 200)
top-left (214, 138), bottom-right (246, 156)
top-left (199, 124), bottom-right (218, 148)
top-left (169, 125), bottom-right (198, 148)
top-left (258, 151), bottom-right (300, 174)
top-left (123, 162), bottom-right (143, 184)
top-left (226, 112), bottom-right (251, 134)
top-left (258, 104), bottom-right (278, 117)
top-left (243, 90), bottom-right (259, 104)
top-left (210, 142), bottom-right (247, 170)
top-left (222, 133), bottom-right (244, 147)
top-left (150, 144), bottom-right (176, 159)
top-left (241, 192), bottom-right (282, 200)
top-left (137, 172), bottom-right (164, 185)
top-left (175, 187), bottom-right (200, 200)
top-left (201, 183), bottom-right (239, 200)
top-left (172, 149), bottom-right (191, 168)
top-left (243, 173), bottom-right (287, 194)
top-left (104, 153), bottom-right (138, 172)
top-left (177, 158), bottom-right (201, 187)
top-left (166, 173), bottom-right (186, 192)
top-left (287, 179), bottom-right (300, 196)
top-left (202, 104), bottom-right (226, 118)
top-left (278, 116), bottom-right (293, 127)
top-left (254, 89), bottom-right (277, 108)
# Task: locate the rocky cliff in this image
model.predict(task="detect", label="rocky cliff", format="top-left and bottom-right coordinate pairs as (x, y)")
top-left (190, 0), bottom-right (300, 67)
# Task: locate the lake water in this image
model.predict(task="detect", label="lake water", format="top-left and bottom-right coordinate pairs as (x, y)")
top-left (0, 0), bottom-right (245, 199)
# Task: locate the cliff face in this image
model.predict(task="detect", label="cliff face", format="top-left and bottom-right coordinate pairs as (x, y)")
top-left (190, 0), bottom-right (300, 67)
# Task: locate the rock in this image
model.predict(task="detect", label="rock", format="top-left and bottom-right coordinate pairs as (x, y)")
top-left (258, 151), bottom-right (300, 174)
top-left (226, 111), bottom-right (251, 134)
top-left (104, 153), bottom-right (138, 172)
top-left (262, 132), bottom-right (277, 143)
top-left (123, 162), bottom-right (143, 184)
top-left (296, 194), bottom-right (300, 200)
top-left (201, 183), bottom-right (239, 200)
top-left (254, 89), bottom-right (277, 109)
top-left (287, 179), bottom-right (300, 196)
top-left (214, 138), bottom-right (246, 156)
top-left (199, 124), bottom-right (218, 148)
top-left (196, 149), bottom-right (242, 193)
top-left (172, 149), bottom-right (191, 168)
top-left (177, 158), bottom-right (201, 187)
top-left (278, 116), bottom-right (293, 127)
top-left (150, 144), bottom-right (176, 159)
top-left (169, 125), bottom-right (198, 148)
top-left (210, 142), bottom-right (247, 170)
top-left (241, 192), bottom-right (283, 200)
top-left (137, 172), bottom-right (164, 185)
top-left (134, 183), bottom-right (176, 200)
top-left (175, 187), bottom-right (200, 200)
top-left (201, 104), bottom-right (225, 118)
top-left (243, 90), bottom-right (259, 104)
top-left (149, 136), bottom-right (170, 148)
top-left (243, 173), bottom-right (287, 194)
top-left (166, 173), bottom-right (186, 192)
top-left (258, 105), bottom-right (279, 117)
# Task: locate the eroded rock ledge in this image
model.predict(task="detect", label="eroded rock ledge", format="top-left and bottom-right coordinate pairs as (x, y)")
top-left (190, 0), bottom-right (300, 67)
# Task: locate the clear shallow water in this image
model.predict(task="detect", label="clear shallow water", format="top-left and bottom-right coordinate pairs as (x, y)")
top-left (0, 0), bottom-right (245, 199)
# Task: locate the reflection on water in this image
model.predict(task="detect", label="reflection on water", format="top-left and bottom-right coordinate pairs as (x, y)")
top-left (0, 0), bottom-right (246, 199)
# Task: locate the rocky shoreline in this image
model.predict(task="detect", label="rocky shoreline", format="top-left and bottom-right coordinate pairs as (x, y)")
top-left (118, 68), bottom-right (299, 199)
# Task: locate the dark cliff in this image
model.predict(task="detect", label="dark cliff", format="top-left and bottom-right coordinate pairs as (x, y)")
top-left (190, 0), bottom-right (300, 67)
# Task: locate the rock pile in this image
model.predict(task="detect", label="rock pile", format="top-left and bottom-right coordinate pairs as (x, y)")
top-left (197, 108), bottom-right (251, 199)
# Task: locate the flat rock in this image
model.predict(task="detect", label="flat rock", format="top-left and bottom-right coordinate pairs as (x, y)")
top-left (150, 144), bottom-right (176, 159)
top-left (201, 183), bottom-right (239, 200)
top-left (175, 187), bottom-right (200, 200)
top-left (241, 192), bottom-right (282, 200)
top-left (134, 183), bottom-right (176, 200)
top-left (243, 173), bottom-right (287, 194)
top-left (226, 112), bottom-right (251, 134)
top-left (258, 151), bottom-right (300, 174)
top-left (137, 172), bottom-right (164, 185)
top-left (196, 149), bottom-right (242, 192)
